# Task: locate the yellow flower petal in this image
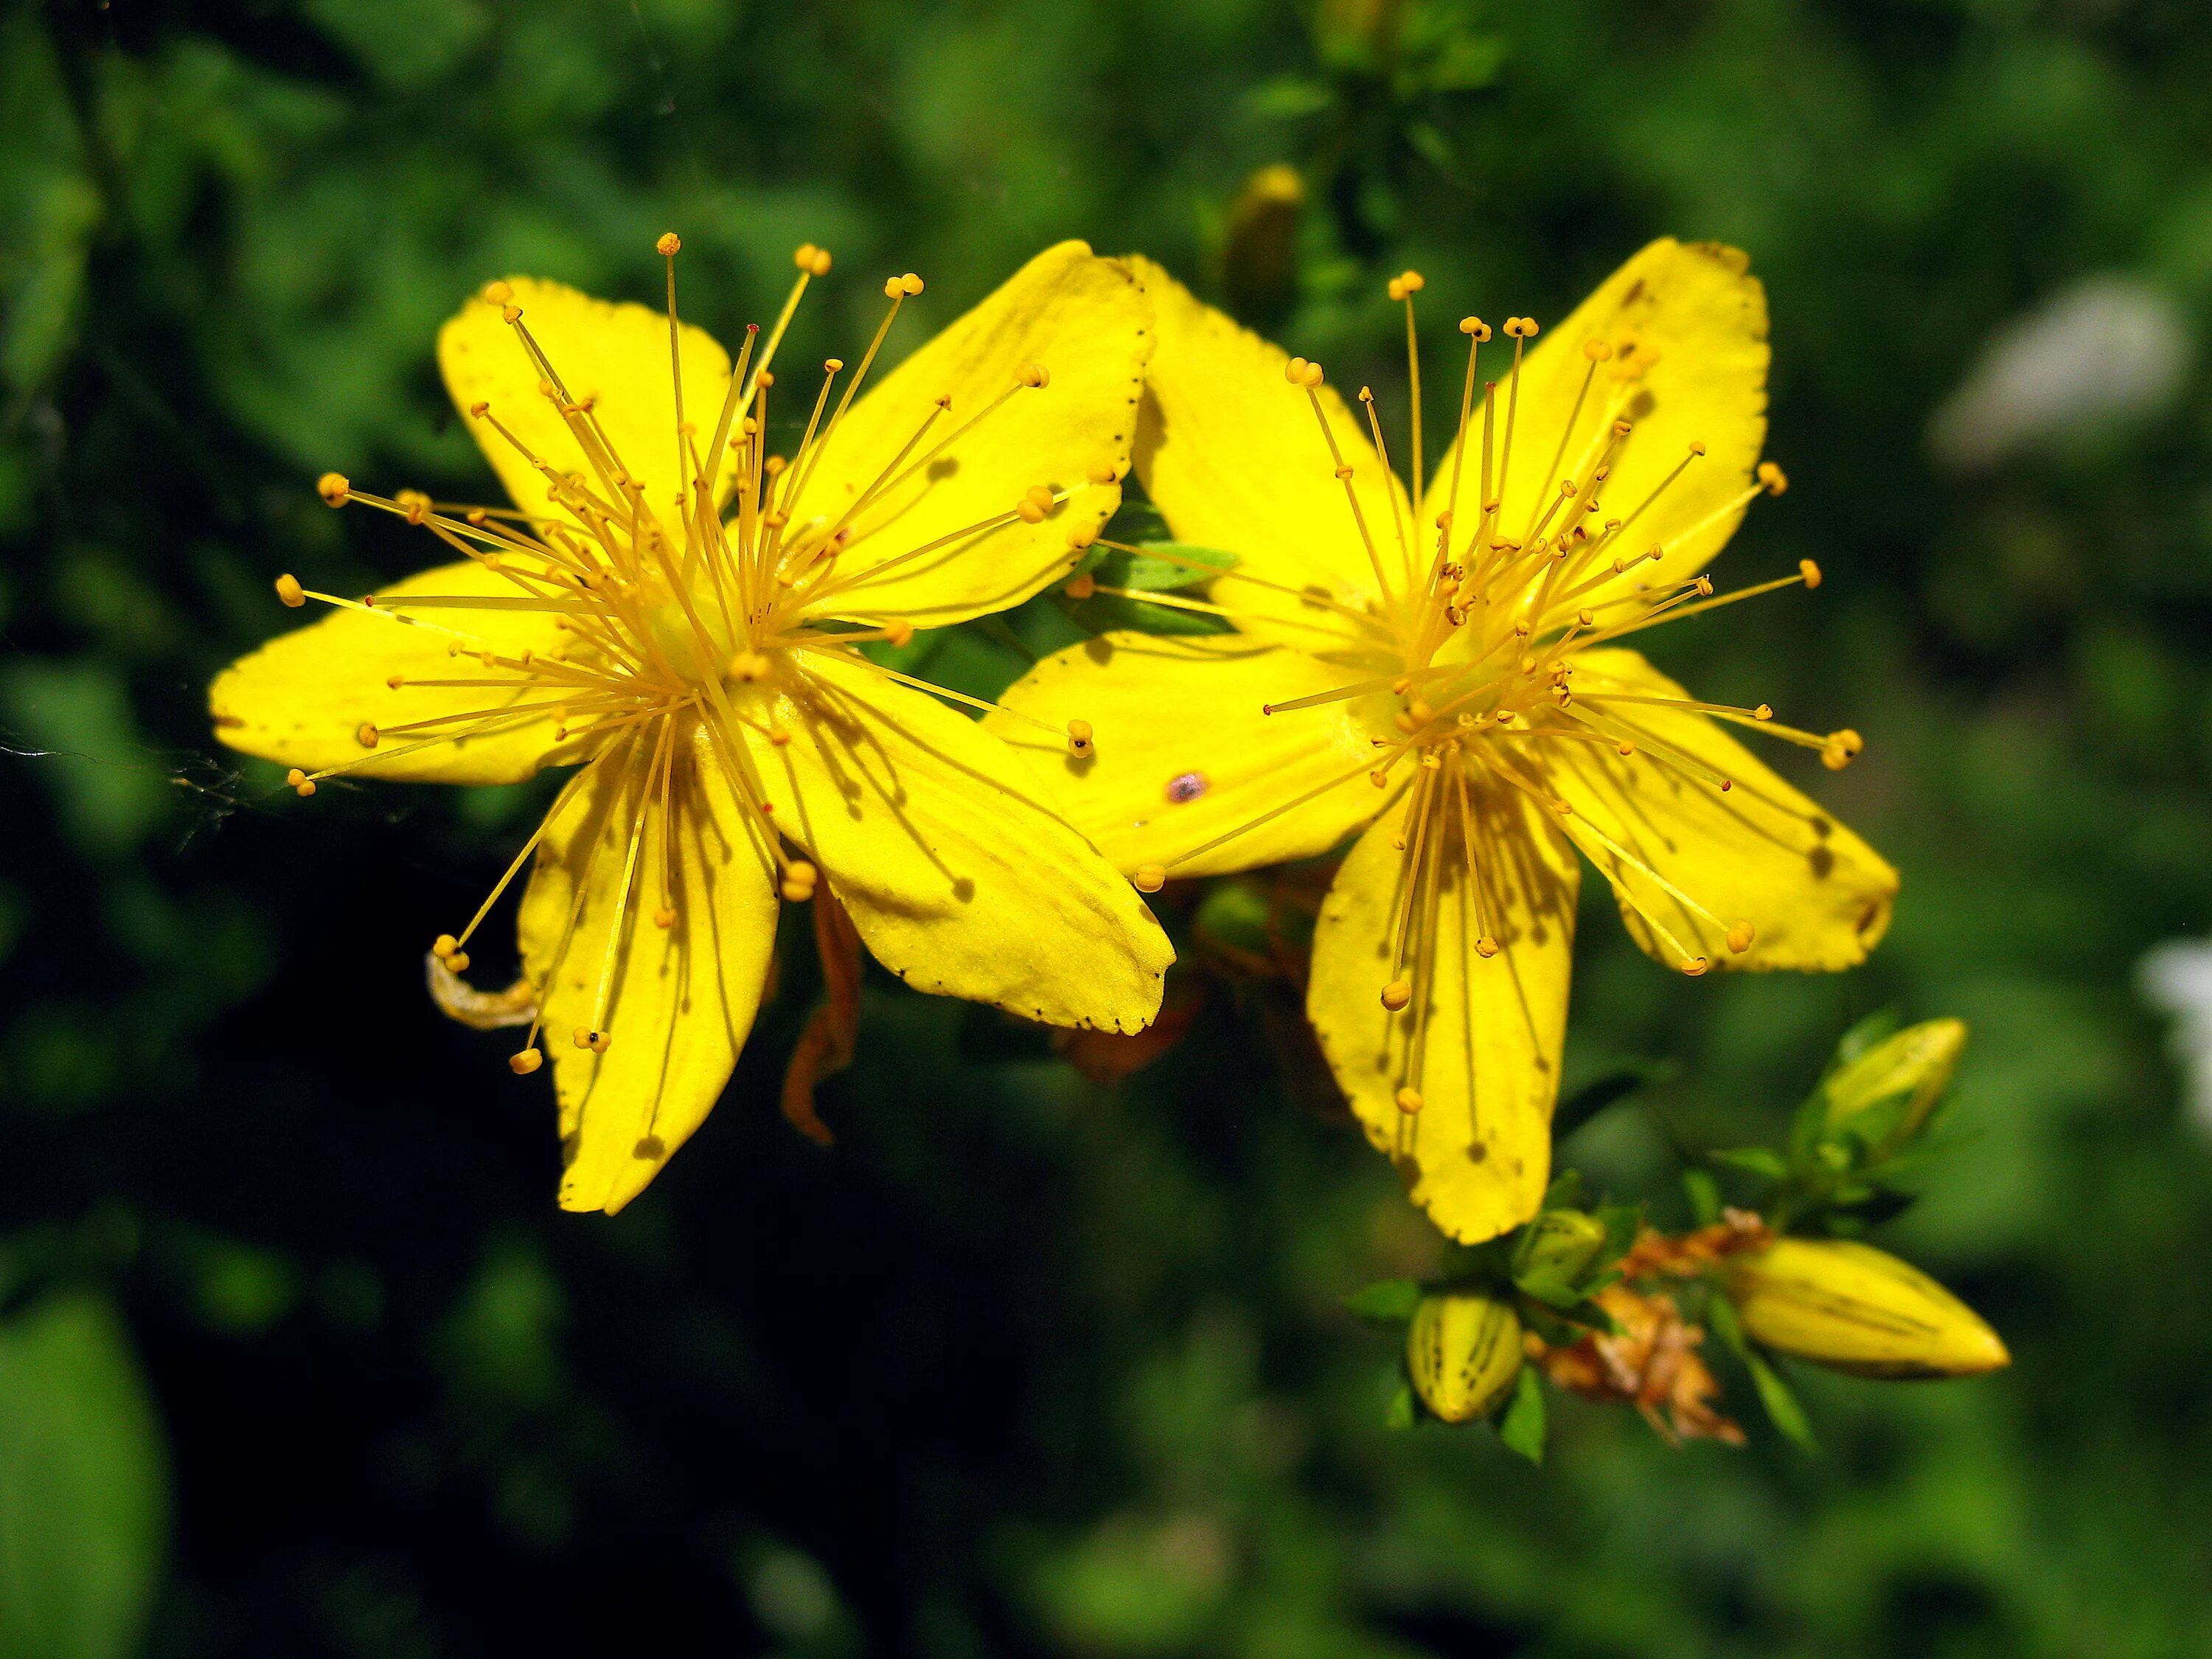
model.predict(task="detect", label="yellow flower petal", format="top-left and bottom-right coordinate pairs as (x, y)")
top-left (1307, 782), bottom-right (1580, 1245)
top-left (989, 632), bottom-right (1388, 876)
top-left (209, 560), bottom-right (568, 785)
top-left (1546, 647), bottom-right (1896, 970)
top-left (785, 242), bottom-right (1149, 627)
top-left (1123, 256), bottom-right (1413, 639)
top-left (1422, 239), bottom-right (1768, 604)
top-left (437, 276), bottom-right (732, 529)
top-left (746, 649), bottom-right (1172, 1031)
top-left (519, 720), bottom-right (778, 1214)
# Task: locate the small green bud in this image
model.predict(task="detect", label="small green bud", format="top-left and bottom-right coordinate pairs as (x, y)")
top-left (1723, 1238), bottom-right (2008, 1380)
top-left (1823, 1018), bottom-right (1966, 1148)
top-left (1514, 1209), bottom-right (1609, 1285)
top-left (1405, 1292), bottom-right (1523, 1422)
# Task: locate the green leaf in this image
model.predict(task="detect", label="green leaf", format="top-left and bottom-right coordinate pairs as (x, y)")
top-left (1246, 76), bottom-right (1338, 118)
top-left (1343, 1279), bottom-right (1424, 1324)
top-left (1683, 1168), bottom-right (1722, 1226)
top-left (0, 1290), bottom-right (169, 1659)
top-left (1705, 1290), bottom-right (1818, 1451)
top-left (1552, 1065), bottom-right (1666, 1141)
top-left (1495, 1365), bottom-right (1546, 1464)
top-left (1709, 1147), bottom-right (1790, 1180)
top-left (1384, 1382), bottom-right (1418, 1430)
top-left (1091, 542), bottom-right (1238, 593)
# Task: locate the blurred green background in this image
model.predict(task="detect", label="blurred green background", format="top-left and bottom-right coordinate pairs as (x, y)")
top-left (7, 0), bottom-right (2212, 1653)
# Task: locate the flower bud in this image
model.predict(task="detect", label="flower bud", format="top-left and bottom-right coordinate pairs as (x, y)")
top-left (1514, 1208), bottom-right (1609, 1286)
top-left (1723, 1238), bottom-right (2008, 1380)
top-left (1405, 1291), bottom-right (1523, 1422)
top-left (1823, 1018), bottom-right (1966, 1148)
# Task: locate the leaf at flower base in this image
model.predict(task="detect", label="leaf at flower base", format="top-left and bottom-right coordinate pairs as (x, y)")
top-left (1343, 1279), bottom-right (1425, 1326)
top-left (1705, 1289), bottom-right (1818, 1452)
top-left (1495, 1364), bottom-right (1547, 1464)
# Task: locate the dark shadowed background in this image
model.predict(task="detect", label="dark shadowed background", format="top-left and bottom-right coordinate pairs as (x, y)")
top-left (6, 1), bottom-right (2212, 1654)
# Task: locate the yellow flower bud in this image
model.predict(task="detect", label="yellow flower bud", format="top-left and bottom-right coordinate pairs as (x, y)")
top-left (1405, 1292), bottom-right (1523, 1422)
top-left (1823, 1018), bottom-right (1966, 1147)
top-left (1723, 1239), bottom-right (2008, 1380)
top-left (1515, 1209), bottom-right (1609, 1286)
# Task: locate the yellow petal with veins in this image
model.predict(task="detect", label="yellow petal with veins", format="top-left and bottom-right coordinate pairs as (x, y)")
top-left (746, 648), bottom-right (1172, 1031)
top-left (209, 560), bottom-right (570, 785)
top-left (438, 276), bottom-right (732, 532)
top-left (1541, 647), bottom-right (1895, 970)
top-left (1423, 240), bottom-right (1768, 608)
top-left (784, 242), bottom-right (1150, 627)
top-left (989, 631), bottom-right (1391, 876)
top-left (1123, 256), bottom-right (1414, 643)
top-left (1307, 779), bottom-right (1579, 1245)
top-left (519, 720), bottom-right (778, 1214)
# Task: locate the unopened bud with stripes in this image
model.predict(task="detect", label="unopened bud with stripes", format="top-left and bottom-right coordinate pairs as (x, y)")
top-left (1823, 1018), bottom-right (1966, 1149)
top-left (1405, 1291), bottom-right (1523, 1422)
top-left (1723, 1238), bottom-right (2008, 1380)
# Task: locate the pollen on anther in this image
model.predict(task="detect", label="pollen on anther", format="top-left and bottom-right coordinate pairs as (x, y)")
top-left (1065, 571), bottom-right (1096, 599)
top-left (1066, 719), bottom-right (1094, 757)
top-left (655, 232), bottom-right (682, 257)
top-left (1380, 978), bottom-right (1413, 1012)
top-left (1458, 316), bottom-right (1491, 340)
top-left (779, 861), bottom-right (819, 903)
top-left (481, 280), bottom-right (512, 306)
top-left (1019, 362), bottom-right (1051, 389)
top-left (1726, 919), bottom-right (1757, 954)
top-left (1394, 1086), bottom-right (1424, 1114)
top-left (275, 574), bottom-right (307, 608)
top-left (1475, 935), bottom-right (1500, 959)
top-left (509, 1048), bottom-right (543, 1076)
top-left (285, 768), bottom-right (316, 797)
top-left (1800, 558), bottom-right (1823, 589)
top-left (1821, 728), bottom-right (1864, 771)
top-left (316, 473), bottom-right (349, 507)
top-left (355, 723), bottom-right (379, 748)
top-left (1682, 956), bottom-right (1711, 978)
top-left (1133, 864), bottom-right (1166, 894)
top-left (1759, 461), bottom-right (1790, 495)
top-left (386, 673), bottom-right (406, 689)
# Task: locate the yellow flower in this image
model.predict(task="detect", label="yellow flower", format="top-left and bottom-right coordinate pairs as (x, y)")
top-left (211, 239), bottom-right (1172, 1213)
top-left (995, 242), bottom-right (1896, 1244)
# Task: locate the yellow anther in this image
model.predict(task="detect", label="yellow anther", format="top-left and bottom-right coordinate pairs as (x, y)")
top-left (1682, 956), bottom-right (1711, 977)
top-left (884, 619), bottom-right (916, 647)
top-left (316, 473), bottom-right (349, 507)
top-left (1066, 718), bottom-right (1094, 757)
top-left (1085, 462), bottom-right (1119, 485)
top-left (1407, 700), bottom-right (1433, 722)
top-left (1067, 524), bottom-right (1099, 552)
top-left (386, 673), bottom-right (406, 689)
top-left (1694, 574), bottom-right (1715, 597)
top-left (1753, 703), bottom-right (1773, 720)
top-left (1065, 571), bottom-right (1097, 599)
top-left (1357, 386), bottom-right (1375, 405)
top-left (1380, 979), bottom-right (1413, 1012)
top-left (479, 281), bottom-right (512, 307)
top-left (1018, 362), bottom-right (1051, 389)
top-left (1800, 558), bottom-right (1823, 589)
top-left (1395, 1086), bottom-right (1424, 1114)
top-left (1016, 497), bottom-right (1048, 525)
top-left (508, 1048), bottom-right (543, 1076)
top-left (768, 728), bottom-right (792, 748)
top-left (1727, 919), bottom-right (1757, 954)
top-left (285, 768), bottom-right (316, 797)
top-left (274, 573), bottom-right (307, 608)
top-left (1133, 864), bottom-right (1167, 894)
top-left (1578, 608), bottom-right (1595, 627)
top-left (446, 952), bottom-right (470, 973)
top-left (1284, 355), bottom-right (1308, 383)
top-left (1458, 316), bottom-right (1491, 340)
top-left (795, 243), bottom-right (820, 271)
top-left (1300, 361), bottom-right (1324, 388)
top-left (1759, 460), bottom-right (1790, 495)
top-left (1616, 741), bottom-right (1635, 757)
top-left (355, 723), bottom-right (379, 748)
top-left (756, 369), bottom-right (776, 389)
top-left (900, 272), bottom-right (925, 296)
top-left (727, 650), bottom-right (772, 682)
top-left (1394, 711), bottom-right (1419, 734)
top-left (572, 1026), bottom-right (611, 1054)
top-left (1475, 935), bottom-right (1499, 959)
top-left (653, 907), bottom-right (677, 929)
top-left (779, 862), bottom-right (819, 903)
top-left (396, 488), bottom-right (431, 526)
top-left (1582, 337), bottom-right (1613, 361)
top-left (1024, 484), bottom-right (1056, 509)
top-left (501, 304), bottom-right (522, 324)
top-left (1821, 728), bottom-right (1864, 771)
top-left (1368, 770), bottom-right (1390, 787)
top-left (656, 231), bottom-right (681, 256)
top-left (432, 933), bottom-right (459, 959)
top-left (1688, 439), bottom-right (1708, 456)
top-left (1334, 465), bottom-right (1354, 481)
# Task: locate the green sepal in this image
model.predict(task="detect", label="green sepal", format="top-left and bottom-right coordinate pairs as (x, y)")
top-left (1343, 1279), bottom-right (1425, 1325)
top-left (1495, 1365), bottom-right (1547, 1464)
